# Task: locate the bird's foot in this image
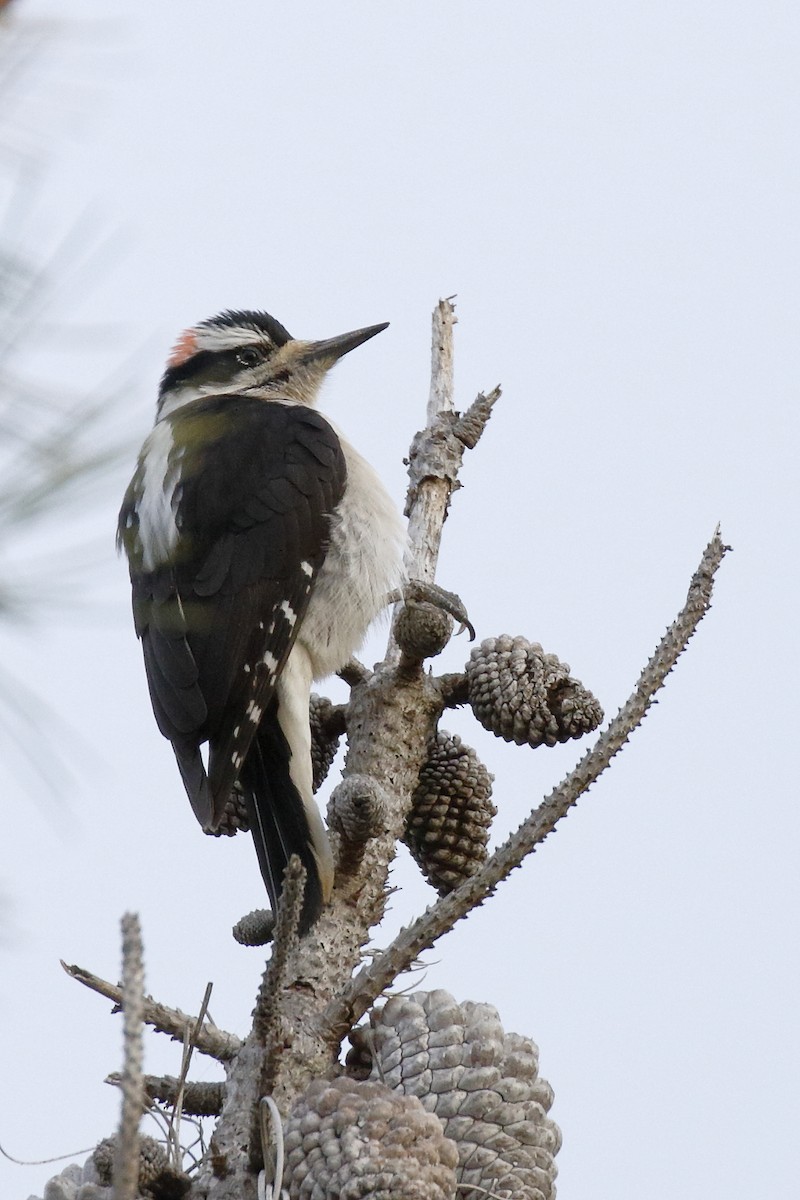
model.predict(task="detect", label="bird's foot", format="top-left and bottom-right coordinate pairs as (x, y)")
top-left (389, 579), bottom-right (475, 640)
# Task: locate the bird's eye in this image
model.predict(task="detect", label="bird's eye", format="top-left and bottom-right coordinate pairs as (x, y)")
top-left (236, 347), bottom-right (261, 368)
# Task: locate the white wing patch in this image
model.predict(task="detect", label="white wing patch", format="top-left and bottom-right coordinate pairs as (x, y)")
top-left (279, 600), bottom-right (298, 627)
top-left (262, 650), bottom-right (279, 673)
top-left (135, 420), bottom-right (182, 571)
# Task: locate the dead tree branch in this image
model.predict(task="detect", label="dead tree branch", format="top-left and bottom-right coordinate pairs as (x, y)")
top-left (388, 298), bottom-right (499, 665)
top-left (61, 959), bottom-right (241, 1062)
top-left (325, 528), bottom-right (729, 1029)
top-left (405, 299), bottom-right (499, 581)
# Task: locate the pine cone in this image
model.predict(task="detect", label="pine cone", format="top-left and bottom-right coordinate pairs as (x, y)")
top-left (349, 989), bottom-right (560, 1200)
top-left (405, 731), bottom-right (496, 894)
top-left (232, 906), bottom-right (275, 946)
top-left (284, 1076), bottom-right (458, 1199)
top-left (207, 783), bottom-right (250, 837)
top-left (466, 634), bottom-right (603, 747)
top-left (90, 1140), bottom-right (115, 1186)
top-left (91, 1136), bottom-right (190, 1199)
top-left (309, 692), bottom-right (341, 792)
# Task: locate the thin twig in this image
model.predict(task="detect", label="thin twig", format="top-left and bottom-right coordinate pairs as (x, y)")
top-left (114, 912), bottom-right (144, 1200)
top-left (167, 982), bottom-right (213, 1171)
top-left (61, 959), bottom-right (241, 1061)
top-left (0, 1139), bottom-right (96, 1167)
top-left (325, 529), bottom-right (729, 1030)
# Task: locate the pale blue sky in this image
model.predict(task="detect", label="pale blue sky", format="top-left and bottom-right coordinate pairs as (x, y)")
top-left (1, 3), bottom-right (798, 1197)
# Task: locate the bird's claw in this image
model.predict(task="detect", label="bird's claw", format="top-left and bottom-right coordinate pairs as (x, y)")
top-left (391, 580), bottom-right (475, 641)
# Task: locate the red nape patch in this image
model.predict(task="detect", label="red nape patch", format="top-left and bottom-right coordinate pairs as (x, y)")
top-left (167, 328), bottom-right (199, 368)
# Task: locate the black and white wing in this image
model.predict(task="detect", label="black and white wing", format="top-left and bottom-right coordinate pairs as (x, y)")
top-left (119, 394), bottom-right (346, 828)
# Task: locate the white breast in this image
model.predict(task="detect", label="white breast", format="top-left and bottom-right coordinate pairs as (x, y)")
top-left (135, 419), bottom-right (182, 572)
top-left (299, 437), bottom-right (407, 679)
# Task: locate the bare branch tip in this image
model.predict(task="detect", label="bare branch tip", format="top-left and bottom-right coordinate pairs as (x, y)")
top-left (712, 522), bottom-right (732, 554)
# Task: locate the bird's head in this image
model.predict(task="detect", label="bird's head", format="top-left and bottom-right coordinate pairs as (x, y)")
top-left (157, 309), bottom-right (388, 418)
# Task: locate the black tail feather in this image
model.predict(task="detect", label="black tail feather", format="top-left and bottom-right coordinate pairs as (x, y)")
top-left (238, 700), bottom-right (324, 934)
top-left (174, 741), bottom-right (213, 827)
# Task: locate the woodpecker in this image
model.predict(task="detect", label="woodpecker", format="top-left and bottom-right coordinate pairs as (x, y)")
top-left (118, 310), bottom-right (405, 930)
